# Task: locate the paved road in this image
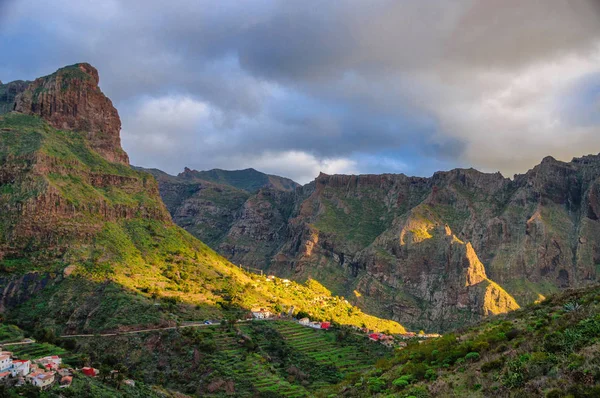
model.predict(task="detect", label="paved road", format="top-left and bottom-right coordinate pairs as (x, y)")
top-left (59, 322), bottom-right (213, 338)
top-left (1, 338), bottom-right (36, 346)
top-left (59, 318), bottom-right (280, 338)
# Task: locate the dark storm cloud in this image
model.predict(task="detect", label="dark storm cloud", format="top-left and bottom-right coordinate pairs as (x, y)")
top-left (0, 0), bottom-right (599, 183)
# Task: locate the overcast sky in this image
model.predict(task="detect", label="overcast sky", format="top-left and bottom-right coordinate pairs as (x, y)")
top-left (1, 0), bottom-right (599, 183)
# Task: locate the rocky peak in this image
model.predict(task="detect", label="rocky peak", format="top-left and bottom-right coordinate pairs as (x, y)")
top-left (12, 63), bottom-right (128, 165)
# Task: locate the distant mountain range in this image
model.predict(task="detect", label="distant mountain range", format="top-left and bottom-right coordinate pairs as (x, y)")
top-left (146, 155), bottom-right (600, 332)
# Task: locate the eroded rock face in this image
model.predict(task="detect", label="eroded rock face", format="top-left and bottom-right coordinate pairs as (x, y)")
top-left (151, 155), bottom-right (600, 332)
top-left (13, 63), bottom-right (128, 164)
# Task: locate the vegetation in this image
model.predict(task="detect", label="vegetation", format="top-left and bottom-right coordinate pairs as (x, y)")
top-left (333, 284), bottom-right (600, 397)
top-left (0, 112), bottom-right (404, 337)
top-left (70, 320), bottom-right (392, 397)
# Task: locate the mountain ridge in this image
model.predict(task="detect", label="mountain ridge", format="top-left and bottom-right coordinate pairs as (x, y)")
top-left (151, 151), bottom-right (600, 332)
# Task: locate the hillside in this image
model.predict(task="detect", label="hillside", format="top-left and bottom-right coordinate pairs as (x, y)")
top-left (330, 283), bottom-right (600, 398)
top-left (0, 64), bottom-right (403, 334)
top-left (0, 323), bottom-right (171, 397)
top-left (151, 155), bottom-right (600, 332)
top-left (69, 320), bottom-right (394, 397)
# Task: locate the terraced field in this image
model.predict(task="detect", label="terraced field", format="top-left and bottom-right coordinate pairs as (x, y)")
top-left (6, 342), bottom-right (84, 366)
top-left (233, 321), bottom-right (389, 396)
top-left (211, 328), bottom-right (310, 397)
top-left (269, 321), bottom-right (378, 375)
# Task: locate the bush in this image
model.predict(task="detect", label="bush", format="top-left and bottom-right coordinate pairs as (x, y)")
top-left (392, 378), bottom-right (410, 388)
top-left (367, 377), bottom-right (386, 393)
top-left (465, 352), bottom-right (480, 361)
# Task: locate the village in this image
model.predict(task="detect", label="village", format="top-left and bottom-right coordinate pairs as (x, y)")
top-left (0, 347), bottom-right (135, 391)
top-left (249, 305), bottom-right (441, 349)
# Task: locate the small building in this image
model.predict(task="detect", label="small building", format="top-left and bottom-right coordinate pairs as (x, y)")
top-left (320, 322), bottom-right (331, 330)
top-left (298, 318), bottom-right (310, 325)
top-left (369, 333), bottom-right (380, 341)
top-left (124, 379), bottom-right (136, 387)
top-left (60, 376), bottom-right (73, 388)
top-left (0, 371), bottom-right (10, 380)
top-left (282, 279), bottom-right (291, 284)
top-left (308, 322), bottom-right (322, 329)
top-left (36, 356), bottom-right (61, 370)
top-left (57, 368), bottom-right (72, 377)
top-left (11, 359), bottom-right (31, 377)
top-left (0, 352), bottom-right (12, 372)
top-left (27, 371), bottom-right (55, 389)
top-left (251, 308), bottom-right (272, 319)
top-left (82, 367), bottom-right (99, 377)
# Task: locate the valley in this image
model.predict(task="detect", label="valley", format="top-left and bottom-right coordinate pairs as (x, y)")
top-left (0, 62), bottom-right (599, 397)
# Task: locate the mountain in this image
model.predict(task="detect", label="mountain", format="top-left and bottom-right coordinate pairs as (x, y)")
top-left (0, 64), bottom-right (402, 336)
top-left (151, 155), bottom-right (600, 332)
top-left (331, 283), bottom-right (600, 397)
top-left (177, 167), bottom-right (300, 193)
top-left (136, 166), bottom-right (299, 248)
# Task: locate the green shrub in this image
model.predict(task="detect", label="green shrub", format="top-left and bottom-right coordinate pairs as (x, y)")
top-left (367, 377), bottom-right (386, 393)
top-left (465, 352), bottom-right (480, 361)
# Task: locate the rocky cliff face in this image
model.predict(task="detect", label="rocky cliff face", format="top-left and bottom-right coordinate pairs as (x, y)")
top-left (152, 155), bottom-right (600, 332)
top-left (10, 63), bottom-right (128, 164)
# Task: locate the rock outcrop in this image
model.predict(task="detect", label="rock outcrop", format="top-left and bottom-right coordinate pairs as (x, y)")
top-left (12, 63), bottom-right (128, 164)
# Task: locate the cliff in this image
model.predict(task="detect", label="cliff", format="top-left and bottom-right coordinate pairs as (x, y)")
top-left (152, 155), bottom-right (600, 332)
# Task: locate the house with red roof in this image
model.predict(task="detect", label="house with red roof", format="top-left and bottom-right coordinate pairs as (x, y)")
top-left (82, 367), bottom-right (99, 377)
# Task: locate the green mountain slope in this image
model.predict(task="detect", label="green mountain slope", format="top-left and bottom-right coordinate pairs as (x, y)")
top-left (0, 63), bottom-right (402, 332)
top-left (332, 283), bottom-right (600, 397)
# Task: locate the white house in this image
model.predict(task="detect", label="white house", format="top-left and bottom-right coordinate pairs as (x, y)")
top-left (251, 308), bottom-right (272, 319)
top-left (298, 317), bottom-right (310, 325)
top-left (0, 352), bottom-right (12, 372)
top-left (11, 359), bottom-right (31, 377)
top-left (27, 371), bottom-right (55, 389)
top-left (308, 322), bottom-right (322, 329)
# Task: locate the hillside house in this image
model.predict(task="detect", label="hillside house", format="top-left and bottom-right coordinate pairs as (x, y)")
top-left (11, 359), bottom-right (31, 377)
top-left (124, 379), bottom-right (136, 387)
top-left (320, 322), bottom-right (331, 330)
top-left (36, 356), bottom-right (61, 370)
top-left (27, 371), bottom-right (55, 389)
top-left (0, 371), bottom-right (9, 381)
top-left (308, 321), bottom-right (322, 329)
top-left (60, 375), bottom-right (73, 388)
top-left (251, 308), bottom-right (272, 319)
top-left (368, 333), bottom-right (380, 341)
top-left (82, 367), bottom-right (99, 377)
top-left (298, 318), bottom-right (310, 325)
top-left (0, 352), bottom-right (12, 372)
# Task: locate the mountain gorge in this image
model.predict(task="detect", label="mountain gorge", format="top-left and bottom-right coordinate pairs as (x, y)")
top-left (152, 155), bottom-right (600, 332)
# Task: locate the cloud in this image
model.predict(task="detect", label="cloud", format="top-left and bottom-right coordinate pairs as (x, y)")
top-left (1, 0), bottom-right (600, 183)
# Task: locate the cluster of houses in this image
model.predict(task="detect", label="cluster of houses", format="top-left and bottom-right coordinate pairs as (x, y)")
top-left (0, 351), bottom-right (114, 390)
top-left (368, 333), bottom-right (398, 347)
top-left (250, 308), bottom-right (273, 319)
top-left (0, 352), bottom-right (66, 389)
top-left (298, 318), bottom-right (331, 330)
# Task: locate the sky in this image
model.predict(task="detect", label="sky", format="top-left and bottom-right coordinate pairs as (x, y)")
top-left (1, 0), bottom-right (600, 184)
